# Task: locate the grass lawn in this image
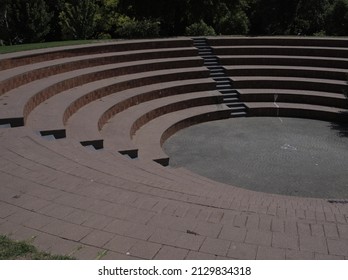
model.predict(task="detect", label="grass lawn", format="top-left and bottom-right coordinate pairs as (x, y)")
top-left (0, 235), bottom-right (74, 260)
top-left (0, 40), bottom-right (110, 54)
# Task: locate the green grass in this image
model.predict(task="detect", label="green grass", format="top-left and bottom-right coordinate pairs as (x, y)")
top-left (0, 40), bottom-right (108, 54)
top-left (0, 235), bottom-right (74, 260)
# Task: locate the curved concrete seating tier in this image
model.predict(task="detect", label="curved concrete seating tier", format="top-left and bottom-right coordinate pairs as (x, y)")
top-left (245, 102), bottom-right (346, 122)
top-left (0, 58), bottom-right (205, 127)
top-left (0, 47), bottom-right (197, 95)
top-left (218, 55), bottom-right (348, 69)
top-left (1, 37), bottom-right (348, 260)
top-left (26, 71), bottom-right (212, 138)
top-left (212, 46), bottom-right (348, 58)
top-left (202, 37), bottom-right (348, 123)
top-left (100, 91), bottom-right (223, 158)
top-left (0, 38), bottom-right (193, 71)
top-left (224, 65), bottom-right (347, 81)
top-left (232, 76), bottom-right (345, 94)
top-left (133, 104), bottom-right (231, 166)
top-left (207, 36), bottom-right (348, 48)
top-left (238, 89), bottom-right (347, 109)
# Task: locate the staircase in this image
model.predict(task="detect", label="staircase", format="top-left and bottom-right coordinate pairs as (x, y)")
top-left (192, 37), bottom-right (247, 118)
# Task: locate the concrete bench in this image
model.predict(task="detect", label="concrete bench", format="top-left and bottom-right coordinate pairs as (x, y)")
top-left (207, 36), bottom-right (348, 48)
top-left (133, 104), bottom-right (232, 166)
top-left (212, 46), bottom-right (348, 59)
top-left (0, 47), bottom-right (197, 95)
top-left (245, 102), bottom-right (348, 123)
top-left (98, 91), bottom-right (222, 157)
top-left (27, 69), bottom-right (210, 140)
top-left (0, 58), bottom-right (204, 127)
top-left (230, 76), bottom-right (346, 94)
top-left (238, 88), bottom-right (348, 109)
top-left (224, 65), bottom-right (348, 81)
top-left (218, 55), bottom-right (348, 69)
top-left (0, 38), bottom-right (194, 71)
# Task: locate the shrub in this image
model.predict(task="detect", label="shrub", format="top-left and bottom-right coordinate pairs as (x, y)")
top-left (59, 0), bottom-right (98, 40)
top-left (116, 17), bottom-right (160, 39)
top-left (185, 20), bottom-right (216, 36)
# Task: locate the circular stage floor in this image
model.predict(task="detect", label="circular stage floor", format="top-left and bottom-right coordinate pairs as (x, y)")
top-left (163, 117), bottom-right (348, 199)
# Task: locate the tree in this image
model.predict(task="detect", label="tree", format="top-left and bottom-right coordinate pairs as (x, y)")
top-left (325, 0), bottom-right (348, 36)
top-left (95, 0), bottom-right (120, 38)
top-left (118, 0), bottom-right (189, 36)
top-left (212, 0), bottom-right (250, 35)
top-left (0, 0), bottom-right (52, 44)
top-left (59, 0), bottom-right (98, 40)
top-left (44, 0), bottom-right (65, 41)
top-left (290, 0), bottom-right (331, 35)
top-left (249, 0), bottom-right (298, 35)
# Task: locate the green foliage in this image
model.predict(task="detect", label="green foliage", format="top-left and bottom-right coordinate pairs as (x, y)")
top-left (59, 0), bottom-right (98, 40)
top-left (116, 16), bottom-right (161, 39)
top-left (95, 0), bottom-right (120, 38)
top-left (213, 5), bottom-right (249, 35)
top-left (185, 20), bottom-right (216, 36)
top-left (289, 0), bottom-right (331, 35)
top-left (1, 0), bottom-right (348, 46)
top-left (0, 0), bottom-right (52, 44)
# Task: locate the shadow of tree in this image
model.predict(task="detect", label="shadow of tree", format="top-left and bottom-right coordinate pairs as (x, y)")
top-left (330, 112), bottom-right (348, 137)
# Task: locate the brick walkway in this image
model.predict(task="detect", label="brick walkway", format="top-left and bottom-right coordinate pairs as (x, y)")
top-left (1, 127), bottom-right (347, 259)
top-left (0, 38), bottom-right (347, 260)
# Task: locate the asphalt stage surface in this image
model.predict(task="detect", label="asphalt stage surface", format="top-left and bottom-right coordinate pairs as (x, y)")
top-left (164, 117), bottom-right (348, 199)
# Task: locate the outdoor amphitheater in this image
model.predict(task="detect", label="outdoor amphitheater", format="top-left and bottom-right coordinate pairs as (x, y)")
top-left (0, 37), bottom-right (347, 260)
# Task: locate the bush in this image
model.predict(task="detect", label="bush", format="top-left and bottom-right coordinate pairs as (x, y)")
top-left (185, 20), bottom-right (216, 36)
top-left (59, 0), bottom-right (98, 40)
top-left (116, 17), bottom-right (160, 39)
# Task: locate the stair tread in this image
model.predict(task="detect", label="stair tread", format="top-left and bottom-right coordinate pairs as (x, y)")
top-left (219, 89), bottom-right (238, 93)
top-left (231, 112), bottom-right (247, 117)
top-left (223, 98), bottom-right (240, 102)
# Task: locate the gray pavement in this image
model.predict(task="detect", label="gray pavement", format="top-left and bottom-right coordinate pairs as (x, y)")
top-left (164, 117), bottom-right (348, 199)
